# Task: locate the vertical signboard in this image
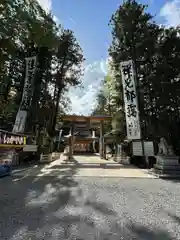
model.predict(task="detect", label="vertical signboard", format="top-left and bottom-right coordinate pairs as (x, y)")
top-left (12, 110), bottom-right (27, 134)
top-left (13, 56), bottom-right (37, 133)
top-left (120, 60), bottom-right (141, 140)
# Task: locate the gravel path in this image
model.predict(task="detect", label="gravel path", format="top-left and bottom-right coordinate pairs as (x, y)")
top-left (0, 173), bottom-right (180, 239)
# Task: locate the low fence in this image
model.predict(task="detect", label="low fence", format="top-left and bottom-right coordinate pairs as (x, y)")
top-left (40, 152), bottom-right (61, 163)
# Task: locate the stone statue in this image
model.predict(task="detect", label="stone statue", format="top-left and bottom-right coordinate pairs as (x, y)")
top-left (158, 137), bottom-right (174, 156)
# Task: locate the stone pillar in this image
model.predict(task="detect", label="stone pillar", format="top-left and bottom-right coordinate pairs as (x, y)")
top-left (72, 124), bottom-right (75, 156)
top-left (68, 137), bottom-right (72, 160)
top-left (104, 141), bottom-right (107, 160)
top-left (92, 130), bottom-right (96, 153)
top-left (92, 130), bottom-right (95, 138)
top-left (69, 124), bottom-right (74, 160)
top-left (99, 120), bottom-right (104, 159)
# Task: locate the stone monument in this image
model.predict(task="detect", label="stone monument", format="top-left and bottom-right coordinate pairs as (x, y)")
top-left (153, 137), bottom-right (180, 177)
top-left (158, 138), bottom-right (174, 156)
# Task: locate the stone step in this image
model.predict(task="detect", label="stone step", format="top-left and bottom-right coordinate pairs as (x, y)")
top-left (156, 156), bottom-right (179, 165)
top-left (154, 164), bottom-right (180, 170)
top-left (156, 160), bottom-right (179, 165)
top-left (149, 169), bottom-right (180, 179)
top-left (114, 156), bottom-right (130, 165)
top-left (154, 167), bottom-right (180, 173)
top-left (151, 168), bottom-right (180, 176)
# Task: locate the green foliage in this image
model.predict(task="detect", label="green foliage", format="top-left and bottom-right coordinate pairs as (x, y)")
top-left (92, 0), bottom-right (180, 153)
top-left (110, 0), bottom-right (180, 152)
top-left (0, 0), bottom-right (84, 137)
top-left (48, 29), bottom-right (84, 135)
top-left (55, 29), bottom-right (85, 87)
top-left (92, 71), bottom-right (126, 141)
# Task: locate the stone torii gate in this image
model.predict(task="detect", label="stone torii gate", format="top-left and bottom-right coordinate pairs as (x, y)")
top-left (61, 115), bottom-right (112, 159)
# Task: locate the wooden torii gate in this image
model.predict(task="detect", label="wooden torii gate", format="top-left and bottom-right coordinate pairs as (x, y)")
top-left (61, 115), bottom-right (112, 159)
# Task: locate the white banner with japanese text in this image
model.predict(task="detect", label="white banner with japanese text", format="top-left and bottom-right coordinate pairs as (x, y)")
top-left (13, 56), bottom-right (37, 133)
top-left (120, 60), bottom-right (141, 139)
top-left (20, 56), bottom-right (37, 110)
top-left (12, 110), bottom-right (27, 133)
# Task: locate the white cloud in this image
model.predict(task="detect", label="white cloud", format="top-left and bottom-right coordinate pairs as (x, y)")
top-left (37, 0), bottom-right (60, 26)
top-left (67, 60), bottom-right (108, 115)
top-left (53, 15), bottom-right (60, 25)
top-left (37, 0), bottom-right (52, 12)
top-left (160, 0), bottom-right (180, 27)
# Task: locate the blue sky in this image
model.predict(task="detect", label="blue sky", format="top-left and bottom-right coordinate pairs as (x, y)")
top-left (38, 0), bottom-right (180, 115)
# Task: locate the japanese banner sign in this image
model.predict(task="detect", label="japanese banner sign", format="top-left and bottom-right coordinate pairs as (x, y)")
top-left (12, 110), bottom-right (27, 133)
top-left (20, 56), bottom-right (37, 110)
top-left (13, 56), bottom-right (37, 133)
top-left (120, 60), bottom-right (141, 139)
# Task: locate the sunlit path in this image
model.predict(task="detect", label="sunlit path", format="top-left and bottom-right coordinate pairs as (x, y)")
top-left (12, 154), bottom-right (157, 179)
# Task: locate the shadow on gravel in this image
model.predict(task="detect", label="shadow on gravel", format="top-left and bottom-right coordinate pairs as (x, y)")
top-left (0, 163), bottom-right (177, 239)
top-left (165, 211), bottom-right (180, 225)
top-left (162, 178), bottom-right (180, 183)
top-left (130, 222), bottom-right (172, 240)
